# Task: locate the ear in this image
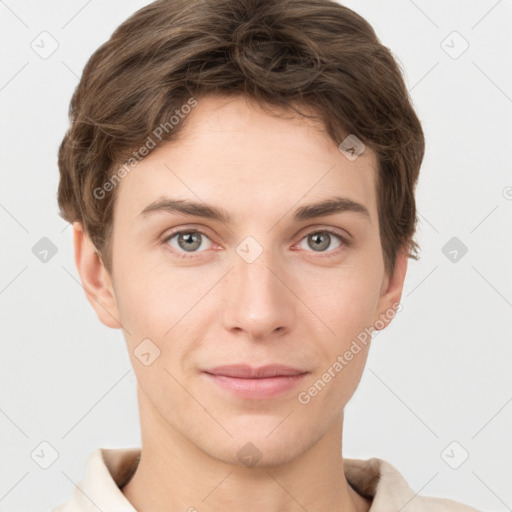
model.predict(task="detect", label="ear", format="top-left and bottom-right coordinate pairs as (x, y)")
top-left (73, 222), bottom-right (122, 329)
top-left (372, 246), bottom-right (409, 331)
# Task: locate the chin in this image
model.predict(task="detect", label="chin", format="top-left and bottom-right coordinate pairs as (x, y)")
top-left (195, 420), bottom-right (317, 468)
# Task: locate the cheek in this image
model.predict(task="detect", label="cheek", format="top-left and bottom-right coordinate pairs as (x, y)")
top-left (296, 339), bottom-right (370, 419)
top-left (306, 266), bottom-right (382, 341)
top-left (113, 260), bottom-right (211, 360)
top-left (113, 260), bottom-right (170, 343)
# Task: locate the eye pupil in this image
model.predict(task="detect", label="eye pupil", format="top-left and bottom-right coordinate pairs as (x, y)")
top-left (178, 232), bottom-right (201, 251)
top-left (308, 232), bottom-right (330, 251)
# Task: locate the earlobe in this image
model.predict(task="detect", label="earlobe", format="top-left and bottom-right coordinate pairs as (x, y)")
top-left (373, 247), bottom-right (409, 331)
top-left (73, 222), bottom-right (122, 329)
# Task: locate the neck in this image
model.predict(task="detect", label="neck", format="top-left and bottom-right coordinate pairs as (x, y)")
top-left (122, 386), bottom-right (371, 512)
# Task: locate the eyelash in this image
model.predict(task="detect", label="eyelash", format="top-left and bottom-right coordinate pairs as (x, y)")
top-left (162, 228), bottom-right (351, 259)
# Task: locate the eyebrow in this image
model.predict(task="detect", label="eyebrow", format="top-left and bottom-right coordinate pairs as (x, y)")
top-left (293, 196), bottom-right (370, 223)
top-left (139, 196), bottom-right (371, 224)
top-left (140, 198), bottom-right (232, 223)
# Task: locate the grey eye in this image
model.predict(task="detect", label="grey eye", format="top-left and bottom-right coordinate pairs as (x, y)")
top-left (165, 231), bottom-right (213, 254)
top-left (299, 231), bottom-right (343, 252)
top-left (177, 232), bottom-right (202, 251)
top-left (308, 232), bottom-right (330, 251)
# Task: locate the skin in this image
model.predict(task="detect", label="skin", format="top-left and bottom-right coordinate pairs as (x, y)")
top-left (73, 94), bottom-right (408, 512)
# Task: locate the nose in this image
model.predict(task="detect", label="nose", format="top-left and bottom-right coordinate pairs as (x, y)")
top-left (221, 242), bottom-right (296, 341)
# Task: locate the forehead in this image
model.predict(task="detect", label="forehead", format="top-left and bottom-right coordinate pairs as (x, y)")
top-left (113, 95), bottom-right (379, 224)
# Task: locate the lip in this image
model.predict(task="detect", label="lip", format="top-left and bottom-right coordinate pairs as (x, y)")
top-left (202, 364), bottom-right (309, 400)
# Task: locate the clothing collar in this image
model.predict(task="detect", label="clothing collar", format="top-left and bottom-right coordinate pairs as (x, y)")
top-left (55, 447), bottom-right (423, 511)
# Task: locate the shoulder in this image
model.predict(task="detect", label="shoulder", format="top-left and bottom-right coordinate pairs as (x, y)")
top-left (50, 448), bottom-right (139, 512)
top-left (344, 457), bottom-right (481, 512)
top-left (409, 495), bottom-right (482, 511)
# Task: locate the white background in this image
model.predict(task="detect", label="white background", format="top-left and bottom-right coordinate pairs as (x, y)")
top-left (0, 1), bottom-right (511, 511)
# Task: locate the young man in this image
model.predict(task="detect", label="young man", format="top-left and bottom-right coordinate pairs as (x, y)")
top-left (53, 0), bottom-right (480, 510)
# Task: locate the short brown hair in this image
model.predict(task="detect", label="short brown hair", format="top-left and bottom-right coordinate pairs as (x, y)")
top-left (57, 0), bottom-right (425, 277)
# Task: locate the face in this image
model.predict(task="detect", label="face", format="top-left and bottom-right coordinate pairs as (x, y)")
top-left (84, 94), bottom-right (406, 466)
